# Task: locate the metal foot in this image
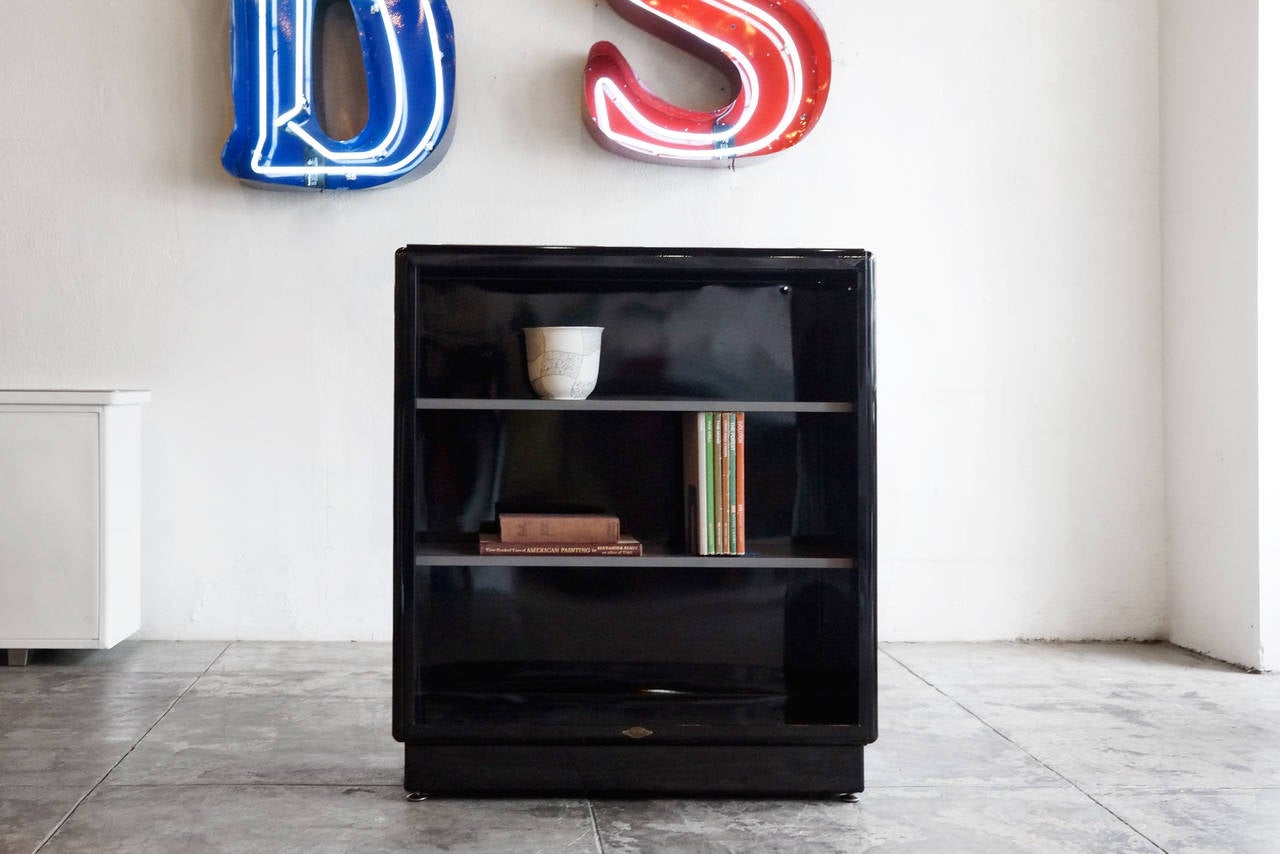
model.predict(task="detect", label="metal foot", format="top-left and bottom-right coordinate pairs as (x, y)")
top-left (405, 791), bottom-right (430, 802)
top-left (837, 792), bottom-right (861, 804)
top-left (6, 649), bottom-right (30, 667)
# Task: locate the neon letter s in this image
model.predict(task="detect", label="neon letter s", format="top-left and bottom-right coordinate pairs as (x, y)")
top-left (583, 0), bottom-right (832, 166)
top-left (221, 0), bottom-right (456, 191)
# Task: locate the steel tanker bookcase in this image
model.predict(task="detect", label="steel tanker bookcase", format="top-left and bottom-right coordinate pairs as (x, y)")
top-left (393, 245), bottom-right (877, 797)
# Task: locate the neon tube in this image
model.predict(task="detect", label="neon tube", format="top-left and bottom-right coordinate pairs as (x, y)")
top-left (222, 0), bottom-right (456, 190)
top-left (583, 0), bottom-right (832, 165)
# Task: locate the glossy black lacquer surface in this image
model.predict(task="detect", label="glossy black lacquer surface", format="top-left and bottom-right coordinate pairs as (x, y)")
top-left (393, 246), bottom-right (876, 796)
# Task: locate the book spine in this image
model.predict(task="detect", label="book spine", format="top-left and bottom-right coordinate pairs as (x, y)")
top-left (721, 412), bottom-right (732, 555)
top-left (735, 411), bottom-right (746, 555)
top-left (479, 540), bottom-right (643, 556)
top-left (713, 412), bottom-right (724, 554)
top-left (696, 413), bottom-right (708, 554)
top-left (682, 413), bottom-right (709, 555)
top-left (726, 412), bottom-right (737, 554)
top-left (708, 412), bottom-right (719, 555)
top-left (682, 412), bottom-right (695, 554)
top-left (499, 515), bottom-right (620, 543)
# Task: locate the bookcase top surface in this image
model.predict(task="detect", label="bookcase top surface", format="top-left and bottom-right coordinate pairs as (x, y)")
top-left (397, 245), bottom-right (872, 283)
top-left (399, 245), bottom-right (871, 257)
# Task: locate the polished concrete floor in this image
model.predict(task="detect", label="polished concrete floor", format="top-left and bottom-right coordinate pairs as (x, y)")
top-left (1, 641), bottom-right (1278, 853)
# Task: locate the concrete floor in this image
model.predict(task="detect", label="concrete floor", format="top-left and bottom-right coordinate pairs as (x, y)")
top-left (1, 642), bottom-right (1277, 853)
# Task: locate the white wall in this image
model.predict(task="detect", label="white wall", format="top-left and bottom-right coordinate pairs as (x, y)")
top-left (1259, 0), bottom-right (1279, 671)
top-left (0, 1), bottom-right (1165, 641)
top-left (1161, 0), bottom-right (1265, 669)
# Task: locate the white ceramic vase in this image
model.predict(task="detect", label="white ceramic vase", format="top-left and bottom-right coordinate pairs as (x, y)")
top-left (523, 326), bottom-right (603, 400)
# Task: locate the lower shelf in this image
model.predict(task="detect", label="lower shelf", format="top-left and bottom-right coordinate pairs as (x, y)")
top-left (412, 695), bottom-right (865, 738)
top-left (403, 743), bottom-right (865, 797)
top-left (412, 659), bottom-right (864, 731)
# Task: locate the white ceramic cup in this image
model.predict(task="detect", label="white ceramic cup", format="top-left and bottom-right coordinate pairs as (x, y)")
top-left (524, 326), bottom-right (603, 400)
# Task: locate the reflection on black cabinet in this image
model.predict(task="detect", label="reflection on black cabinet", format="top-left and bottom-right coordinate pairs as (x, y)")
top-left (393, 246), bottom-right (876, 796)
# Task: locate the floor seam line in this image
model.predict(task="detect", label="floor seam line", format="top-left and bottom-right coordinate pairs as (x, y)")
top-left (585, 799), bottom-right (607, 854)
top-left (878, 647), bottom-right (1169, 853)
top-left (33, 641), bottom-right (234, 853)
top-left (954, 699), bottom-right (1170, 853)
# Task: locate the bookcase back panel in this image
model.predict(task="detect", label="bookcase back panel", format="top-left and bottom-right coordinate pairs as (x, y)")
top-left (409, 564), bottom-right (861, 731)
top-left (414, 410), bottom-right (857, 546)
top-left (415, 281), bottom-right (858, 402)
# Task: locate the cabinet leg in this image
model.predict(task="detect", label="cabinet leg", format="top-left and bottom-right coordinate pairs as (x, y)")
top-left (837, 792), bottom-right (861, 804)
top-left (6, 649), bottom-right (31, 667)
top-left (405, 792), bottom-right (430, 802)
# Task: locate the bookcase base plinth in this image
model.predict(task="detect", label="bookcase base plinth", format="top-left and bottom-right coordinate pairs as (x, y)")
top-left (403, 743), bottom-right (865, 797)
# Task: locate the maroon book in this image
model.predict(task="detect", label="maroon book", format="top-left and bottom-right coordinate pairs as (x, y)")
top-left (498, 513), bottom-right (621, 544)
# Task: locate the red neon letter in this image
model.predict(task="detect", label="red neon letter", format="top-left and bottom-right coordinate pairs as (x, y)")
top-left (583, 0), bottom-right (832, 166)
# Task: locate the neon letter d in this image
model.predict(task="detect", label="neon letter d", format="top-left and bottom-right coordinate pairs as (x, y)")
top-left (222, 0), bottom-right (456, 190)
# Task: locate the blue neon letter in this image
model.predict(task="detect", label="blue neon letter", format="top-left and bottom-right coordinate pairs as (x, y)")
top-left (222, 0), bottom-right (456, 191)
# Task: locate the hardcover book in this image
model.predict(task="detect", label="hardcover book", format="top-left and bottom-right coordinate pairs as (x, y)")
top-left (705, 412), bottom-right (716, 554)
top-left (735, 411), bottom-right (746, 555)
top-left (682, 413), bottom-right (710, 555)
top-left (498, 513), bottom-right (620, 544)
top-left (681, 411), bottom-right (747, 556)
top-left (479, 533), bottom-right (642, 556)
top-left (713, 413), bottom-right (725, 553)
top-left (726, 412), bottom-right (737, 555)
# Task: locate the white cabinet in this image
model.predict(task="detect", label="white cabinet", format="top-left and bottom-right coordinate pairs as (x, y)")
top-left (0, 391), bottom-right (149, 662)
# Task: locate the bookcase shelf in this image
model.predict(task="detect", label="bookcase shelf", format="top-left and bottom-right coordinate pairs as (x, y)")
top-left (416, 398), bottom-right (853, 413)
top-left (394, 245), bottom-right (876, 798)
top-left (415, 540), bottom-right (857, 568)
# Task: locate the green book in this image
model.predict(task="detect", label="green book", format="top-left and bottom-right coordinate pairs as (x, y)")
top-left (705, 412), bottom-right (717, 554)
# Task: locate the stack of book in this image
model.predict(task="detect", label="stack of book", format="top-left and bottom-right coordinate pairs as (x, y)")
top-left (682, 412), bottom-right (746, 555)
top-left (478, 513), bottom-right (643, 555)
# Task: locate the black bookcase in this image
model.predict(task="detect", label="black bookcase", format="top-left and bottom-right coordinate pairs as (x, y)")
top-left (393, 245), bottom-right (876, 797)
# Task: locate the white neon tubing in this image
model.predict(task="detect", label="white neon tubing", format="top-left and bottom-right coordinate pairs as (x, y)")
top-left (249, 0), bottom-right (447, 178)
top-left (282, 0), bottom-right (409, 161)
top-left (592, 0), bottom-right (807, 160)
top-left (603, 0), bottom-right (768, 145)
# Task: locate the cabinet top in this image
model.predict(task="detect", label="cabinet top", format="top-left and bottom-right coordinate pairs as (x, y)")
top-left (397, 245), bottom-right (872, 283)
top-left (0, 390), bottom-right (151, 405)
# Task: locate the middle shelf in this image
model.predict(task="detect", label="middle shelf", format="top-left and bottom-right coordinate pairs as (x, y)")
top-left (416, 398), bottom-right (853, 413)
top-left (411, 406), bottom-right (863, 558)
top-left (416, 539), bottom-right (856, 569)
